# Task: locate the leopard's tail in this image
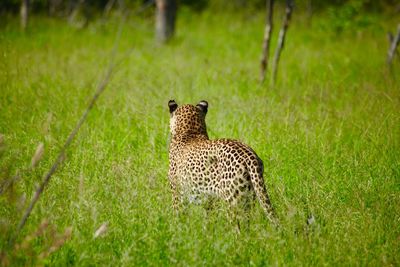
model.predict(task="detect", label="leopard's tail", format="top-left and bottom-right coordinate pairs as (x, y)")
top-left (247, 157), bottom-right (277, 224)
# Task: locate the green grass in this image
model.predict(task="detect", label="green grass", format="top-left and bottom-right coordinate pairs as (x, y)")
top-left (1, 8), bottom-right (399, 266)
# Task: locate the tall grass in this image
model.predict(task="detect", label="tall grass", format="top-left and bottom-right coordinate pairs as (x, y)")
top-left (0, 8), bottom-right (399, 266)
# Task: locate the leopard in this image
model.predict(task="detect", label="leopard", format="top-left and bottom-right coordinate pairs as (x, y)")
top-left (167, 100), bottom-right (275, 223)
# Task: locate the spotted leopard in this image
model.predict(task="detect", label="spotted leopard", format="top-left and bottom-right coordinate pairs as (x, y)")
top-left (167, 100), bottom-right (275, 221)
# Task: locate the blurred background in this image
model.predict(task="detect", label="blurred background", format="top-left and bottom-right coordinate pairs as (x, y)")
top-left (1, 0), bottom-right (399, 34)
top-left (1, 0), bottom-right (399, 266)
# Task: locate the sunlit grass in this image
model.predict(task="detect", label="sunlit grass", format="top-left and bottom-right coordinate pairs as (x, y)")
top-left (0, 8), bottom-right (399, 266)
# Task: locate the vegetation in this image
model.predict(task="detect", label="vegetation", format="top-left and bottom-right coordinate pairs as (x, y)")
top-left (1, 6), bottom-right (399, 266)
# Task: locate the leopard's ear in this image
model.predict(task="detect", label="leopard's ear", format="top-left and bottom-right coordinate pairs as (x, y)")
top-left (196, 100), bottom-right (208, 114)
top-left (168, 100), bottom-right (178, 113)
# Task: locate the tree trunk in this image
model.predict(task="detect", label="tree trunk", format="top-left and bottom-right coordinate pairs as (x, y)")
top-left (20, 0), bottom-right (29, 30)
top-left (259, 0), bottom-right (274, 83)
top-left (272, 0), bottom-right (293, 84)
top-left (156, 0), bottom-right (177, 43)
top-left (387, 24), bottom-right (400, 65)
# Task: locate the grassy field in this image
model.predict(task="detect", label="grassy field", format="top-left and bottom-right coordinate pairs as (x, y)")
top-left (1, 7), bottom-right (399, 266)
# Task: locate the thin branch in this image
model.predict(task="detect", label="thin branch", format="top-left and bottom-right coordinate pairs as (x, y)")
top-left (272, 0), bottom-right (293, 84)
top-left (259, 0), bottom-right (274, 83)
top-left (9, 1), bottom-right (131, 248)
top-left (387, 24), bottom-right (400, 65)
top-left (12, 67), bottom-right (114, 248)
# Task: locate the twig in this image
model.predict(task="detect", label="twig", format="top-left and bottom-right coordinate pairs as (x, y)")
top-left (387, 24), bottom-right (400, 65)
top-left (259, 0), bottom-right (274, 83)
top-left (9, 1), bottom-right (130, 248)
top-left (272, 0), bottom-right (293, 84)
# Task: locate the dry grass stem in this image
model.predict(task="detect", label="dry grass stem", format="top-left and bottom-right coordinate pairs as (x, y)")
top-left (94, 222), bottom-right (108, 238)
top-left (31, 143), bottom-right (44, 169)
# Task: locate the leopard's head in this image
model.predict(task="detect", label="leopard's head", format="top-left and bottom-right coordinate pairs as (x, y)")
top-left (168, 100), bottom-right (208, 138)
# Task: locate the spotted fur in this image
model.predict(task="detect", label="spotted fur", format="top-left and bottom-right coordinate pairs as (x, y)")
top-left (167, 100), bottom-right (274, 220)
